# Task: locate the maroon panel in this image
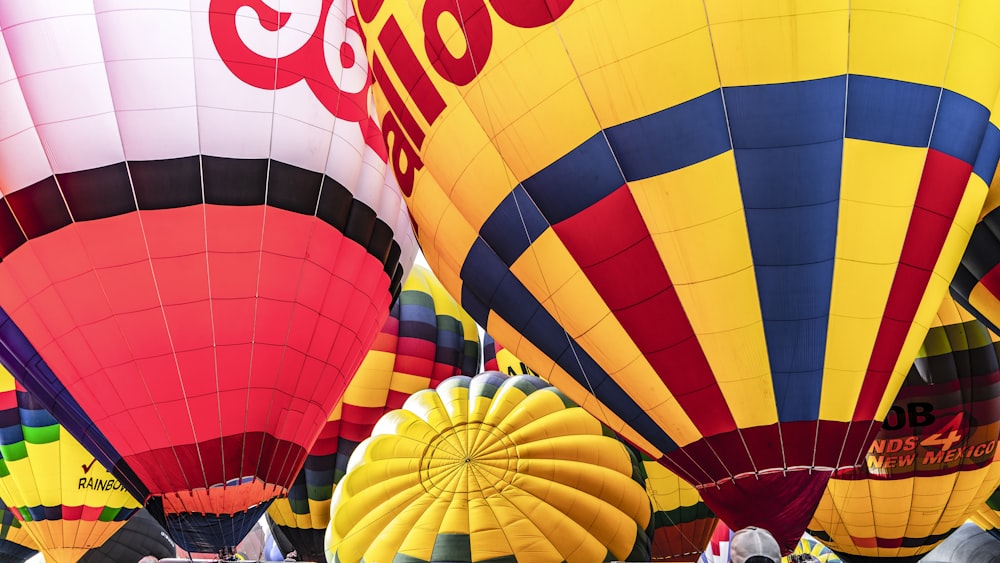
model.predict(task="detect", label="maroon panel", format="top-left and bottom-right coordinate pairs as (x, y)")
top-left (699, 470), bottom-right (832, 555)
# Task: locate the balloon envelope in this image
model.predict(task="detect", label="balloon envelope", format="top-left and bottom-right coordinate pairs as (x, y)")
top-left (326, 372), bottom-right (652, 563)
top-left (808, 295), bottom-right (1000, 561)
top-left (267, 264), bottom-right (480, 562)
top-left (0, 1), bottom-right (417, 553)
top-left (642, 454), bottom-right (717, 562)
top-left (356, 0), bottom-right (1000, 550)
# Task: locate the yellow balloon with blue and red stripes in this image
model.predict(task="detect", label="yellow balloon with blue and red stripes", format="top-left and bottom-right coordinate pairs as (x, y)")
top-left (355, 0), bottom-right (1000, 551)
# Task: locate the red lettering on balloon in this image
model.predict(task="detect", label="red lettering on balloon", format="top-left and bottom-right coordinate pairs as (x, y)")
top-left (209, 0), bottom-right (386, 159)
top-left (378, 16), bottom-right (447, 128)
top-left (422, 0), bottom-right (493, 86)
top-left (355, 0), bottom-right (386, 23)
top-left (381, 113), bottom-right (424, 197)
top-left (373, 53), bottom-right (428, 148)
top-left (489, 0), bottom-right (574, 28)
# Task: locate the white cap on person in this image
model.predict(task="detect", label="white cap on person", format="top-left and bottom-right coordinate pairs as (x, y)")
top-left (729, 526), bottom-right (781, 563)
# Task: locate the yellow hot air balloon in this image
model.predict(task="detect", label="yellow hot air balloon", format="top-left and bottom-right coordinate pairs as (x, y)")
top-left (267, 264), bottom-right (480, 562)
top-left (354, 0), bottom-right (1000, 550)
top-left (0, 368), bottom-right (140, 563)
top-left (808, 295), bottom-right (1000, 561)
top-left (325, 372), bottom-right (653, 563)
top-left (642, 454), bottom-right (718, 562)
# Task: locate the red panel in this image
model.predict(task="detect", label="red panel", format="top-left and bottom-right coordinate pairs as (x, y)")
top-left (150, 254), bottom-right (210, 306)
top-left (261, 208), bottom-right (312, 257)
top-left (215, 344), bottom-right (252, 394)
top-left (74, 213), bottom-right (148, 268)
top-left (3, 244), bottom-right (51, 299)
top-left (854, 150), bottom-right (971, 422)
top-left (116, 309), bottom-right (172, 359)
top-left (137, 354), bottom-right (186, 404)
top-left (208, 299), bottom-right (256, 347)
top-left (140, 207), bottom-right (207, 258)
top-left (250, 343), bottom-right (288, 392)
top-left (53, 272), bottom-right (112, 328)
top-left (255, 298), bottom-right (296, 345)
top-left (554, 186), bottom-right (735, 438)
top-left (96, 261), bottom-right (160, 314)
top-left (80, 318), bottom-right (132, 367)
top-left (258, 252), bottom-right (309, 302)
top-left (205, 205), bottom-right (264, 253)
top-left (162, 301), bottom-right (213, 352)
top-left (79, 505), bottom-right (105, 521)
top-left (174, 348), bottom-right (219, 397)
top-left (208, 252), bottom-right (262, 300)
top-left (62, 504), bottom-right (84, 521)
top-left (29, 225), bottom-right (89, 283)
top-left (285, 305), bottom-right (321, 354)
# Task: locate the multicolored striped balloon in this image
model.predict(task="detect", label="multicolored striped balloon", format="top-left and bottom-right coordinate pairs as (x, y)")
top-left (0, 367), bottom-right (139, 563)
top-left (357, 0), bottom-right (1000, 550)
top-left (809, 294), bottom-right (1000, 560)
top-left (326, 372), bottom-right (652, 563)
top-left (642, 454), bottom-right (717, 562)
top-left (267, 264), bottom-right (480, 562)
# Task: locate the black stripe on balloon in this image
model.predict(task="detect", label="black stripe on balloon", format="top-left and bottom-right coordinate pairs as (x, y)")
top-left (953, 206), bottom-right (1000, 299)
top-left (0, 157), bottom-right (404, 298)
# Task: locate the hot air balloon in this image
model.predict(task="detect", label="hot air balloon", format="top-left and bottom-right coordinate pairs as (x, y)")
top-left (78, 509), bottom-right (176, 563)
top-left (0, 499), bottom-right (36, 563)
top-left (0, 366), bottom-right (140, 562)
top-left (482, 333), bottom-right (536, 377)
top-left (325, 372), bottom-right (653, 563)
top-left (355, 0), bottom-right (1000, 550)
top-left (0, 0), bottom-right (417, 555)
top-left (808, 294), bottom-right (1000, 562)
top-left (641, 453), bottom-right (718, 562)
top-left (267, 264), bottom-right (480, 562)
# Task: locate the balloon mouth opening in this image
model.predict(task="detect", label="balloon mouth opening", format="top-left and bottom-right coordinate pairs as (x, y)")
top-left (161, 478), bottom-right (285, 515)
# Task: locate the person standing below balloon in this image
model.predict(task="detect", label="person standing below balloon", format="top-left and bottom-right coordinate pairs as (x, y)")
top-left (729, 527), bottom-right (782, 563)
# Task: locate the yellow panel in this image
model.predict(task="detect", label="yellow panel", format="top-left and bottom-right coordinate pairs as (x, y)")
top-left (944, 25), bottom-right (1000, 108)
top-left (848, 3), bottom-right (958, 87)
top-left (464, 17), bottom-right (600, 181)
top-left (559, 1), bottom-right (720, 125)
top-left (707, 4), bottom-right (850, 86)
top-left (821, 141), bottom-right (925, 421)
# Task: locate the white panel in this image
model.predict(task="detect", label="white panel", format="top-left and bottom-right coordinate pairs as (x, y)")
top-left (197, 104), bottom-right (274, 159)
top-left (0, 35), bottom-right (51, 193)
top-left (269, 110), bottom-right (337, 178)
top-left (4, 13), bottom-right (124, 173)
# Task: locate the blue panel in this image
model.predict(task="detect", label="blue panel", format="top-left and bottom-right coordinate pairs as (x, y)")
top-left (725, 76), bottom-right (846, 149)
top-left (606, 89), bottom-right (732, 181)
top-left (479, 185), bottom-right (550, 266)
top-left (973, 123), bottom-right (1000, 185)
top-left (734, 128), bottom-right (839, 422)
top-left (460, 240), bottom-right (678, 454)
top-left (160, 501), bottom-right (272, 554)
top-left (522, 133), bottom-right (625, 225)
top-left (846, 76), bottom-right (939, 147)
top-left (736, 142), bottom-right (843, 209)
top-left (17, 406), bottom-right (57, 429)
top-left (931, 89), bottom-right (991, 165)
top-left (0, 425), bottom-right (23, 445)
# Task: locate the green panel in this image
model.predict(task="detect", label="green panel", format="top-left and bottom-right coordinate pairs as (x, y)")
top-left (430, 533), bottom-right (471, 562)
top-left (0, 458), bottom-right (10, 477)
top-left (98, 506), bottom-right (121, 522)
top-left (0, 442), bottom-right (27, 463)
top-left (21, 423), bottom-right (59, 445)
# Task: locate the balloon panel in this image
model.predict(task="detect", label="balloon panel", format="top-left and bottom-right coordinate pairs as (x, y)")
top-left (267, 265), bottom-right (480, 562)
top-left (482, 333), bottom-right (537, 377)
top-left (357, 0), bottom-right (1000, 548)
top-left (0, 1), bottom-right (417, 553)
top-left (326, 373), bottom-right (652, 563)
top-left (809, 295), bottom-right (1000, 559)
top-left (0, 498), bottom-right (36, 563)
